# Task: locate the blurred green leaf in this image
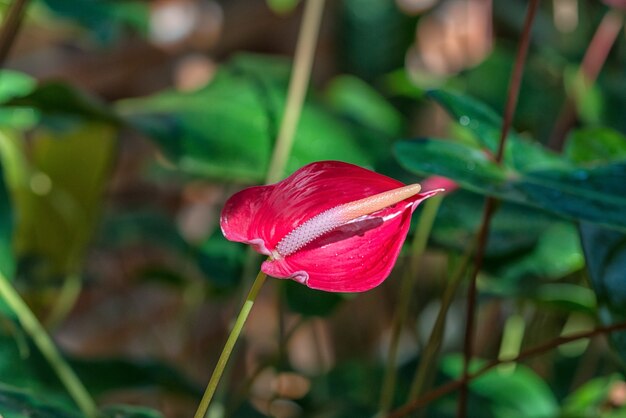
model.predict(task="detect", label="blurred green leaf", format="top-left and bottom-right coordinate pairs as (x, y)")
top-left (0, 71), bottom-right (36, 103)
top-left (99, 211), bottom-right (189, 254)
top-left (118, 54), bottom-right (372, 182)
top-left (495, 223), bottom-right (584, 282)
top-left (325, 75), bottom-right (403, 137)
top-left (267, 0), bottom-right (300, 14)
top-left (0, 159), bottom-right (14, 280)
top-left (284, 280), bottom-right (344, 317)
top-left (442, 355), bottom-right (559, 418)
top-left (428, 89), bottom-right (569, 171)
top-left (41, 0), bottom-right (148, 41)
top-left (197, 229), bottom-right (246, 289)
top-left (0, 383), bottom-right (80, 418)
top-left (100, 405), bottom-right (165, 418)
top-left (338, 0), bottom-right (412, 81)
top-left (433, 190), bottom-right (556, 257)
top-left (71, 357), bottom-right (201, 398)
top-left (564, 66), bottom-right (603, 125)
top-left (565, 127), bottom-right (626, 164)
top-left (13, 123), bottom-right (116, 277)
top-left (580, 223), bottom-right (626, 364)
top-left (6, 82), bottom-right (120, 127)
top-left (561, 374), bottom-right (626, 418)
top-left (0, 329), bottom-right (199, 403)
top-left (396, 139), bottom-right (626, 230)
top-left (530, 283), bottom-right (596, 314)
top-left (0, 71), bottom-right (38, 129)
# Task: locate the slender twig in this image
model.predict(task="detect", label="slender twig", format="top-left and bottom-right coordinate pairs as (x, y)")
top-left (457, 1), bottom-right (540, 417)
top-left (408, 240), bottom-right (475, 402)
top-left (264, 0), bottom-right (326, 184)
top-left (0, 0), bottom-right (29, 67)
top-left (0, 271), bottom-right (97, 417)
top-left (548, 9), bottom-right (624, 151)
top-left (378, 195), bottom-right (444, 415)
top-left (194, 270), bottom-right (268, 418)
top-left (388, 320), bottom-right (626, 418)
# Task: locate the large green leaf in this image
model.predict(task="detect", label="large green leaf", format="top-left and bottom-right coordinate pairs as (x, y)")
top-left (580, 223), bottom-right (626, 364)
top-left (428, 90), bottom-right (569, 171)
top-left (396, 139), bottom-right (626, 230)
top-left (118, 54), bottom-right (372, 183)
top-left (13, 123), bottom-right (116, 276)
top-left (442, 355), bottom-right (559, 418)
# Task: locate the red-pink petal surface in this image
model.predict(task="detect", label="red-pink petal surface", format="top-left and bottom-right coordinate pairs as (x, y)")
top-left (260, 190), bottom-right (439, 292)
top-left (220, 161), bottom-right (441, 292)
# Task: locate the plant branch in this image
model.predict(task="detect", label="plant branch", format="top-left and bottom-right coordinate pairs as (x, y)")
top-left (388, 320), bottom-right (626, 418)
top-left (194, 270), bottom-right (267, 418)
top-left (0, 271), bottom-right (97, 417)
top-left (548, 9), bottom-right (624, 151)
top-left (0, 0), bottom-right (29, 67)
top-left (264, 0), bottom-right (326, 184)
top-left (457, 1), bottom-right (540, 416)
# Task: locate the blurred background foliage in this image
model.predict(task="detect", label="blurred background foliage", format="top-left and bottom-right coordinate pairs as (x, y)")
top-left (0, 0), bottom-right (626, 417)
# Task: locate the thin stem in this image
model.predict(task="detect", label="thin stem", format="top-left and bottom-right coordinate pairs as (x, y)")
top-left (378, 195), bottom-right (443, 415)
top-left (194, 270), bottom-right (267, 418)
top-left (388, 320), bottom-right (626, 418)
top-left (45, 274), bottom-right (82, 329)
top-left (457, 1), bottom-right (540, 416)
top-left (457, 198), bottom-right (497, 417)
top-left (0, 0), bottom-right (29, 67)
top-left (264, 0), bottom-right (326, 184)
top-left (408, 241), bottom-right (474, 402)
top-left (0, 271), bottom-right (97, 417)
top-left (548, 9), bottom-right (624, 151)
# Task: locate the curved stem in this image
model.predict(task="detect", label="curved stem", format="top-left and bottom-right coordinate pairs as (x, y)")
top-left (0, 0), bottom-right (30, 67)
top-left (45, 273), bottom-right (82, 329)
top-left (388, 319), bottom-right (626, 418)
top-left (408, 241), bottom-right (474, 401)
top-left (194, 270), bottom-right (267, 418)
top-left (264, 0), bottom-right (326, 184)
top-left (548, 9), bottom-right (624, 150)
top-left (0, 271), bottom-right (97, 417)
top-left (378, 195), bottom-right (443, 415)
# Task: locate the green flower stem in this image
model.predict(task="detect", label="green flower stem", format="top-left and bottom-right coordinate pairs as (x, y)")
top-left (264, 0), bottom-right (326, 184)
top-left (0, 271), bottom-right (97, 417)
top-left (194, 270), bottom-right (267, 418)
top-left (408, 243), bottom-right (474, 402)
top-left (378, 194), bottom-right (443, 415)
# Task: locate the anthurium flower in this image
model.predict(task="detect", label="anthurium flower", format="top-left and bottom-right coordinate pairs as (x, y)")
top-left (220, 161), bottom-right (442, 292)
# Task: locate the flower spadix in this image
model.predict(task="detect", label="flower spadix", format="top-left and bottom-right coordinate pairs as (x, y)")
top-left (220, 161), bottom-right (442, 292)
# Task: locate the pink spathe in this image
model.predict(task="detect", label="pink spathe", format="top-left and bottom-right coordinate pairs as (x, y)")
top-left (220, 161), bottom-right (442, 293)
